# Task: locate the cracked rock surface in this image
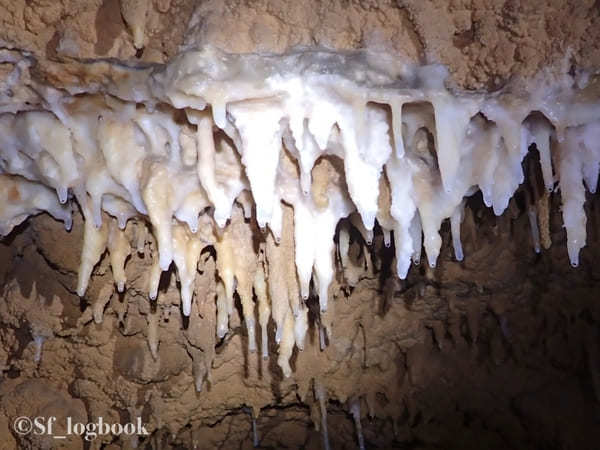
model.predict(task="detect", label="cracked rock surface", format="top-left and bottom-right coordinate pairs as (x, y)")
top-left (2, 194), bottom-right (600, 448)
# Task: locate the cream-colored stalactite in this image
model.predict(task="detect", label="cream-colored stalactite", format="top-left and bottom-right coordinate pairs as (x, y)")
top-left (190, 348), bottom-right (208, 393)
top-left (429, 78), bottom-right (483, 194)
top-left (97, 118), bottom-right (147, 215)
top-left (385, 154), bottom-right (417, 278)
top-left (135, 221), bottom-right (147, 254)
top-left (120, 0), bottom-right (148, 49)
top-left (557, 128), bottom-right (588, 267)
top-left (214, 221), bottom-right (236, 336)
top-left (338, 222), bottom-right (350, 269)
top-left (450, 200), bottom-right (465, 261)
top-left (279, 205), bottom-right (301, 316)
top-left (320, 295), bottom-right (335, 346)
top-left (54, 99), bottom-right (141, 228)
top-left (148, 252), bottom-right (162, 301)
top-left (313, 195), bottom-right (352, 312)
top-left (315, 380), bottom-right (331, 450)
top-left (406, 107), bottom-right (493, 269)
top-left (467, 114), bottom-right (502, 209)
top-left (526, 116), bottom-right (555, 192)
top-left (349, 397), bottom-right (366, 450)
top-left (390, 99), bottom-right (407, 158)
top-left (337, 222), bottom-right (357, 286)
top-left (107, 219), bottom-right (131, 292)
top-left (187, 110), bottom-right (233, 227)
top-left (527, 203), bottom-right (542, 254)
top-left (12, 112), bottom-right (80, 203)
top-left (525, 186), bottom-right (542, 254)
top-left (92, 283), bottom-right (114, 325)
top-left (481, 98), bottom-right (529, 216)
top-left (582, 122), bottom-right (600, 194)
top-left (381, 228), bottom-right (391, 248)
top-left (293, 121), bottom-right (324, 196)
top-left (293, 157), bottom-right (353, 311)
top-left (228, 99), bottom-right (285, 230)
top-left (376, 174), bottom-right (394, 248)
top-left (141, 161), bottom-right (176, 271)
top-left (175, 187), bottom-right (210, 234)
top-left (77, 210), bottom-right (109, 297)
top-left (215, 280), bottom-right (229, 339)
top-left (278, 310), bottom-right (295, 378)
top-left (135, 107), bottom-right (183, 165)
top-left (294, 304), bottom-right (309, 351)
top-left (179, 126), bottom-right (197, 167)
top-left (212, 134), bottom-right (248, 221)
top-left (409, 213), bottom-right (423, 265)
top-left (407, 128), bottom-right (447, 269)
top-left (254, 252), bottom-right (271, 359)
top-left (266, 231), bottom-right (290, 344)
top-left (538, 190), bottom-right (552, 250)
top-left (0, 174), bottom-right (72, 236)
top-left (172, 223), bottom-right (205, 316)
top-left (236, 190), bottom-right (254, 220)
top-left (229, 206), bottom-right (259, 353)
top-left (350, 212), bottom-right (373, 245)
top-left (141, 162), bottom-right (207, 272)
top-left (103, 195), bottom-right (138, 230)
top-left (337, 103), bottom-right (393, 231)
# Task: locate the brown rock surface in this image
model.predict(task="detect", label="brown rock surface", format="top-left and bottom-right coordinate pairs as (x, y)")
top-left (1, 193), bottom-right (600, 448)
top-left (1, 0), bottom-right (599, 87)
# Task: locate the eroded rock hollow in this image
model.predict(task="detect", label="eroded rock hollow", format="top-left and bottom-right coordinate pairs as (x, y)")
top-left (1, 0), bottom-right (600, 449)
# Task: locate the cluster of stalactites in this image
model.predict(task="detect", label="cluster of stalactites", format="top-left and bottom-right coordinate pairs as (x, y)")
top-left (0, 47), bottom-right (599, 376)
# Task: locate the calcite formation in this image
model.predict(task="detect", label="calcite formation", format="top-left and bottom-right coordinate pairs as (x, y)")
top-left (0, 46), bottom-right (599, 386)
